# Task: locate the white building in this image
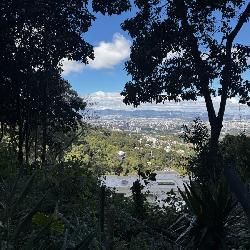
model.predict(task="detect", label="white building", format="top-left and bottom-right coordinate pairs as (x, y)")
top-left (101, 171), bottom-right (189, 207)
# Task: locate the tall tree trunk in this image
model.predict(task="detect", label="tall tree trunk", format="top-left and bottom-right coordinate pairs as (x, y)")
top-left (41, 118), bottom-right (47, 165)
top-left (41, 79), bottom-right (48, 166)
top-left (25, 125), bottom-right (30, 165)
top-left (205, 118), bottom-right (223, 181)
top-left (34, 122), bottom-right (38, 162)
top-left (17, 120), bottom-right (24, 166)
top-left (0, 122), bottom-right (4, 142)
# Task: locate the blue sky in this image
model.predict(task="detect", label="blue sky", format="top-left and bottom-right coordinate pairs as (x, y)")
top-left (62, 11), bottom-right (133, 95)
top-left (62, 9), bottom-right (250, 96)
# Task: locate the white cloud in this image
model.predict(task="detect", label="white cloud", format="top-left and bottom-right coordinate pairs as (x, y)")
top-left (88, 91), bottom-right (250, 117)
top-left (90, 91), bottom-right (122, 100)
top-left (61, 59), bottom-right (84, 76)
top-left (60, 33), bottom-right (131, 75)
top-left (88, 33), bottom-right (131, 69)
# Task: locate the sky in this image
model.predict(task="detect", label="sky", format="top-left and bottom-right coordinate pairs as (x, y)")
top-left (61, 6), bottom-right (250, 114)
top-left (62, 11), bottom-right (133, 95)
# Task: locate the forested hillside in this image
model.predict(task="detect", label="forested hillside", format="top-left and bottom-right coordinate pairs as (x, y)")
top-left (65, 128), bottom-right (191, 175)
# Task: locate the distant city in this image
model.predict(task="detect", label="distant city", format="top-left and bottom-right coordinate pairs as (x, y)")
top-left (86, 91), bottom-right (250, 136)
top-left (89, 109), bottom-right (250, 136)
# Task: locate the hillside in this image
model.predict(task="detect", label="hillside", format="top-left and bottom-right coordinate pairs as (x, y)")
top-left (65, 127), bottom-right (192, 176)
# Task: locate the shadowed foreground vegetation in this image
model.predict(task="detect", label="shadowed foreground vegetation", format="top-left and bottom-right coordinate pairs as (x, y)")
top-left (0, 130), bottom-right (250, 249)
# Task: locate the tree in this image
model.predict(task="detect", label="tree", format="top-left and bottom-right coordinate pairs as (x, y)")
top-left (0, 0), bottom-right (131, 165)
top-left (120, 0), bottom-right (250, 223)
top-left (0, 0), bottom-right (95, 165)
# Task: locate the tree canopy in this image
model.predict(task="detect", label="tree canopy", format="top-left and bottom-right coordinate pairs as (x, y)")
top-left (0, 0), bottom-right (132, 165)
top-left (121, 0), bottom-right (250, 138)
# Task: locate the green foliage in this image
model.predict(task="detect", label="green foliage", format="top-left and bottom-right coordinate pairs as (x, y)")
top-left (181, 119), bottom-right (213, 180)
top-left (183, 118), bottom-right (250, 182)
top-left (0, 140), bottom-right (249, 249)
top-left (131, 180), bottom-right (146, 220)
top-left (65, 127), bottom-right (190, 175)
top-left (181, 118), bottom-right (210, 152)
top-left (0, 159), bottom-right (182, 249)
top-left (178, 119), bottom-right (250, 248)
top-left (0, 161), bottom-right (100, 249)
top-left (92, 0), bottom-right (131, 15)
top-left (32, 212), bottom-right (65, 234)
top-left (177, 180), bottom-right (236, 249)
top-left (221, 133), bottom-right (250, 180)
top-left (130, 168), bottom-right (157, 220)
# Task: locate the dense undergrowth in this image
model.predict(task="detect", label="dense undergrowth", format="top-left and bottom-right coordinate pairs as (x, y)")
top-left (0, 160), bottom-right (182, 249)
top-left (1, 132), bottom-right (250, 250)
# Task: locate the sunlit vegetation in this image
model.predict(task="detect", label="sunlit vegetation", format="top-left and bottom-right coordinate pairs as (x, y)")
top-left (64, 127), bottom-right (191, 176)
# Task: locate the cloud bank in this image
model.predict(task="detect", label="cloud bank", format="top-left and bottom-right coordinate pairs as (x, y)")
top-left (88, 91), bottom-right (250, 117)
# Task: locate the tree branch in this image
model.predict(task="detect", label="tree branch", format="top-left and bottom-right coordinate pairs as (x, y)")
top-left (178, 0), bottom-right (217, 125)
top-left (218, 2), bottom-right (250, 122)
top-left (228, 2), bottom-right (250, 44)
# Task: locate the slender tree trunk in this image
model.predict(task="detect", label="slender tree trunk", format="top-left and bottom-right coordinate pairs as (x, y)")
top-left (25, 126), bottom-right (30, 165)
top-left (0, 122), bottom-right (4, 142)
top-left (41, 112), bottom-right (47, 165)
top-left (34, 122), bottom-right (38, 162)
top-left (204, 118), bottom-right (223, 182)
top-left (41, 80), bottom-right (48, 166)
top-left (17, 120), bottom-right (24, 166)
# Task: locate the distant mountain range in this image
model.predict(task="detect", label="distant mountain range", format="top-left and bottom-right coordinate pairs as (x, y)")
top-left (86, 91), bottom-right (250, 121)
